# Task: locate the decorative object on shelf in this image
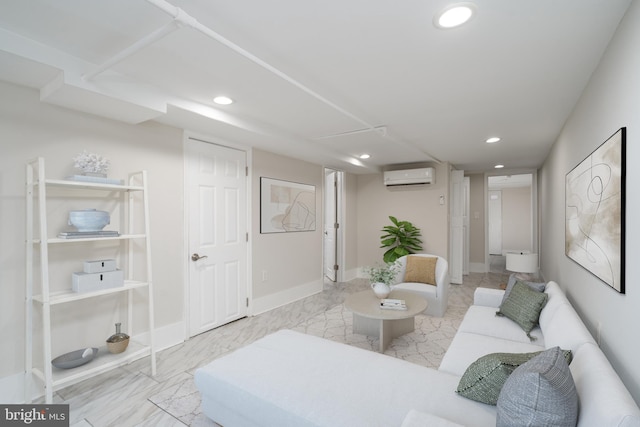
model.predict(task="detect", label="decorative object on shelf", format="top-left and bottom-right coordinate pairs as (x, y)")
top-left (565, 127), bottom-right (626, 293)
top-left (84, 259), bottom-right (116, 273)
top-left (51, 347), bottom-right (98, 369)
top-left (364, 261), bottom-right (401, 299)
top-left (72, 258), bottom-right (123, 293)
top-left (72, 270), bottom-right (124, 293)
top-left (66, 150), bottom-right (124, 184)
top-left (58, 230), bottom-right (119, 239)
top-left (73, 150), bottom-right (110, 177)
top-left (506, 252), bottom-right (539, 281)
top-left (68, 209), bottom-right (110, 232)
top-left (380, 216), bottom-right (423, 263)
top-left (106, 322), bottom-right (130, 354)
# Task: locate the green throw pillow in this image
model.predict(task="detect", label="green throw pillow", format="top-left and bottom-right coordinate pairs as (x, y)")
top-left (501, 275), bottom-right (546, 305)
top-left (456, 350), bottom-right (573, 405)
top-left (496, 281), bottom-right (548, 341)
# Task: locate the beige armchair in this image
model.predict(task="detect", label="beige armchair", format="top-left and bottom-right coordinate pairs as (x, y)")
top-left (392, 254), bottom-right (450, 317)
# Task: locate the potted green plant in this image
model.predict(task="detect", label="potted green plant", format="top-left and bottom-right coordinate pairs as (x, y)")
top-left (380, 216), bottom-right (423, 263)
top-left (364, 261), bottom-right (401, 299)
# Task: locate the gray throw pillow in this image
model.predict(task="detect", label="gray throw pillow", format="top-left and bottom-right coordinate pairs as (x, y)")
top-left (501, 274), bottom-right (546, 305)
top-left (456, 350), bottom-right (572, 405)
top-left (496, 281), bottom-right (548, 341)
top-left (496, 346), bottom-right (578, 427)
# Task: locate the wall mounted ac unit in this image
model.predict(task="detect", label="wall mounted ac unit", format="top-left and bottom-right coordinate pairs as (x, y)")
top-left (383, 167), bottom-right (435, 186)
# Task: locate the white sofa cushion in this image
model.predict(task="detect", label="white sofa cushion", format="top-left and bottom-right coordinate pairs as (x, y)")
top-left (538, 281), bottom-right (566, 326)
top-left (570, 343), bottom-right (640, 427)
top-left (541, 300), bottom-right (596, 353)
top-left (473, 287), bottom-right (504, 308)
top-left (439, 332), bottom-right (544, 377)
top-left (457, 305), bottom-right (544, 344)
top-left (195, 329), bottom-right (498, 427)
top-left (401, 409), bottom-right (464, 427)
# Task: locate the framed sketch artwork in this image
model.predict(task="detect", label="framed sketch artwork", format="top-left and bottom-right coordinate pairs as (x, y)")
top-left (260, 177), bottom-right (316, 233)
top-left (565, 127), bottom-right (626, 293)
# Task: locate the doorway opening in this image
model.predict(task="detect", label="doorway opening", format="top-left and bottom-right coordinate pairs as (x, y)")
top-left (486, 172), bottom-right (537, 274)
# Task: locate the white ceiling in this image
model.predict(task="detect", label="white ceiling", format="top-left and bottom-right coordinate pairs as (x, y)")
top-left (0, 0), bottom-right (631, 174)
top-left (488, 173), bottom-right (532, 190)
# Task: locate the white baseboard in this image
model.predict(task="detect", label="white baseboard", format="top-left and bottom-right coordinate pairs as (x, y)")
top-left (252, 280), bottom-right (323, 315)
top-left (469, 262), bottom-right (488, 273)
top-left (340, 268), bottom-right (360, 282)
top-left (134, 320), bottom-right (186, 352)
top-left (1, 321), bottom-right (186, 404)
top-left (0, 373), bottom-right (30, 403)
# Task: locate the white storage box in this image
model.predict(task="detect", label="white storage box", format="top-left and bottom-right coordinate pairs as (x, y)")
top-left (83, 259), bottom-right (117, 273)
top-left (72, 270), bottom-right (124, 293)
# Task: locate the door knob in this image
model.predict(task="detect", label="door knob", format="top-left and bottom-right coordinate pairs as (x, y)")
top-left (191, 253), bottom-right (208, 261)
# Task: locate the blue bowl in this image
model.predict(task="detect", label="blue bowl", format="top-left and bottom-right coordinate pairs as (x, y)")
top-left (68, 209), bottom-right (110, 232)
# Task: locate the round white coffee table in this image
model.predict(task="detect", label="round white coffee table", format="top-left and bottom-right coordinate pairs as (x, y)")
top-left (344, 289), bottom-right (428, 352)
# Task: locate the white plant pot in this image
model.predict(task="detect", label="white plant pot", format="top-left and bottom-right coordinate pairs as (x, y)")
top-left (371, 282), bottom-right (391, 299)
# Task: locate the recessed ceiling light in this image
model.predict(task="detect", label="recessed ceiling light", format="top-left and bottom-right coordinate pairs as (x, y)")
top-left (359, 154), bottom-right (371, 159)
top-left (486, 137), bottom-right (501, 144)
top-left (495, 164), bottom-right (505, 169)
top-left (434, 3), bottom-right (476, 29)
top-left (213, 96), bottom-right (233, 105)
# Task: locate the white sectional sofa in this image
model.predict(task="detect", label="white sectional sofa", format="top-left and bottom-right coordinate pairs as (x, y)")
top-left (194, 281), bottom-right (640, 426)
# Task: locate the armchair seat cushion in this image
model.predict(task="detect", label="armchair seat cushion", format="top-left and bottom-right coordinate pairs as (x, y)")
top-left (394, 281), bottom-right (437, 297)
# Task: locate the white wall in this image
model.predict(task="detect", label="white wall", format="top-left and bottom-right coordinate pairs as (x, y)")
top-left (0, 82), bottom-right (336, 400)
top-left (250, 149), bottom-right (324, 313)
top-left (539, 0), bottom-right (640, 403)
top-left (0, 82), bottom-right (184, 385)
top-left (501, 187), bottom-right (532, 252)
top-left (356, 162), bottom-right (450, 268)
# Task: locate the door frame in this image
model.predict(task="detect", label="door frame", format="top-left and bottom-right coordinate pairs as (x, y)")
top-left (488, 189), bottom-right (503, 255)
top-left (483, 169), bottom-right (538, 272)
top-left (182, 132), bottom-right (253, 340)
top-left (463, 176), bottom-right (470, 275)
top-left (323, 168), bottom-right (345, 282)
top-left (449, 169), bottom-right (465, 284)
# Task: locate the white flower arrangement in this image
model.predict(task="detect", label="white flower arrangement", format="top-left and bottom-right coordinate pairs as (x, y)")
top-left (73, 151), bottom-right (110, 175)
top-left (364, 261), bottom-right (402, 285)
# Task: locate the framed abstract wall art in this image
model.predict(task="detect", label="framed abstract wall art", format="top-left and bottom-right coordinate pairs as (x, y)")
top-left (260, 177), bottom-right (316, 233)
top-left (565, 127), bottom-right (626, 293)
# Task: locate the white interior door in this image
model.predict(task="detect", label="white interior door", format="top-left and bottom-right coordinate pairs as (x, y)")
top-left (488, 190), bottom-right (502, 255)
top-left (450, 169), bottom-right (465, 284)
top-left (187, 138), bottom-right (248, 337)
top-left (323, 169), bottom-right (338, 282)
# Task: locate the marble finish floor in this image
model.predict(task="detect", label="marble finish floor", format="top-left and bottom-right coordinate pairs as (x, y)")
top-left (50, 271), bottom-right (506, 427)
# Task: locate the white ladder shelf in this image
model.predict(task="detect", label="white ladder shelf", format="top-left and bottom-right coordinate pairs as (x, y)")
top-left (25, 157), bottom-right (156, 403)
